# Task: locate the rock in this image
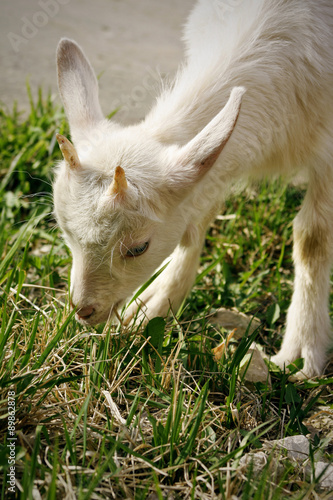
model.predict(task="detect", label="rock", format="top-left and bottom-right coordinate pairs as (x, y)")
top-left (239, 343), bottom-right (271, 386)
top-left (209, 307), bottom-right (261, 339)
top-left (263, 435), bottom-right (313, 461)
top-left (240, 435), bottom-right (333, 490)
top-left (309, 462), bottom-right (333, 490)
top-left (239, 451), bottom-right (267, 472)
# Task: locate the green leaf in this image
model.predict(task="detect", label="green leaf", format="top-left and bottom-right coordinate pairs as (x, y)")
top-left (266, 303), bottom-right (280, 326)
top-left (285, 383), bottom-right (301, 405)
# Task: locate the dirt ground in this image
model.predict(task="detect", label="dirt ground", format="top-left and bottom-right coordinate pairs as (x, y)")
top-left (0, 0), bottom-right (193, 124)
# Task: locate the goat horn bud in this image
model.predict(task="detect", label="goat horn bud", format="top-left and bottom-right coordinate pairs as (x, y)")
top-left (108, 166), bottom-right (128, 196)
top-left (56, 133), bottom-right (81, 170)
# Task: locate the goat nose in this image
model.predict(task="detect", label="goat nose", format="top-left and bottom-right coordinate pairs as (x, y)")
top-left (76, 305), bottom-right (95, 320)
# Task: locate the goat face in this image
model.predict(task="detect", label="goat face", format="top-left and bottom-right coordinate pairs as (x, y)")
top-left (53, 129), bottom-right (189, 325)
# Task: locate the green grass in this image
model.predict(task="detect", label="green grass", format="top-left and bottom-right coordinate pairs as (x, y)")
top-left (0, 89), bottom-right (332, 499)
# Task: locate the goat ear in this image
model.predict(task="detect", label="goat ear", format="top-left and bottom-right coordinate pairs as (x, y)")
top-left (57, 38), bottom-right (104, 136)
top-left (168, 87), bottom-right (245, 192)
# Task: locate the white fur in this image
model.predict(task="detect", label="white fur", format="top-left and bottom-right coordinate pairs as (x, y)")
top-left (53, 0), bottom-right (333, 377)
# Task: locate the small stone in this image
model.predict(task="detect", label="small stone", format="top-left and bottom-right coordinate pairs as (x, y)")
top-left (209, 308), bottom-right (261, 339)
top-left (264, 435), bottom-right (311, 461)
top-left (313, 462), bottom-right (333, 489)
top-left (239, 343), bottom-right (271, 386)
top-left (239, 451), bottom-right (267, 472)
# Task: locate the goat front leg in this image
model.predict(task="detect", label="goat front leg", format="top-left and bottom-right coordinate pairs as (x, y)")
top-left (272, 170), bottom-right (333, 378)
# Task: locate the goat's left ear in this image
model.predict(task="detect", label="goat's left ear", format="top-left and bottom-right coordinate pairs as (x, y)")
top-left (57, 38), bottom-right (104, 140)
top-left (167, 87), bottom-right (245, 192)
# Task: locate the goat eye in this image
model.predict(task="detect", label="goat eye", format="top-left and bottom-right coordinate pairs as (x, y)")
top-left (126, 241), bottom-right (149, 258)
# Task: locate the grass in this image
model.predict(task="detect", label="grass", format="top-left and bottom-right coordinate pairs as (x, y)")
top-left (0, 88), bottom-right (333, 499)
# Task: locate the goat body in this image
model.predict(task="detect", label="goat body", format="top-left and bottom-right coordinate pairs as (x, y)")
top-left (53, 0), bottom-right (333, 378)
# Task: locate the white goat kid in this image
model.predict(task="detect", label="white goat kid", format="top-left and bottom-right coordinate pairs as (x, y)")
top-left (53, 0), bottom-right (333, 378)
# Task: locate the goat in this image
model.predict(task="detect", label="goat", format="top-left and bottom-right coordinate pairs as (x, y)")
top-left (53, 0), bottom-right (333, 378)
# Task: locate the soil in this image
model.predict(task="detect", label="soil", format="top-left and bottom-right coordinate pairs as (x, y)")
top-left (0, 0), bottom-right (193, 124)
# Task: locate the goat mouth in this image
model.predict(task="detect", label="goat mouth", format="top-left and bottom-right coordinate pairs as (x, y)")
top-left (74, 300), bottom-right (125, 327)
top-left (90, 301), bottom-right (125, 326)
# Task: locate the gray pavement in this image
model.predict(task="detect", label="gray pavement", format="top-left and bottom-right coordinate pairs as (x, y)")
top-left (0, 0), bottom-right (193, 124)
